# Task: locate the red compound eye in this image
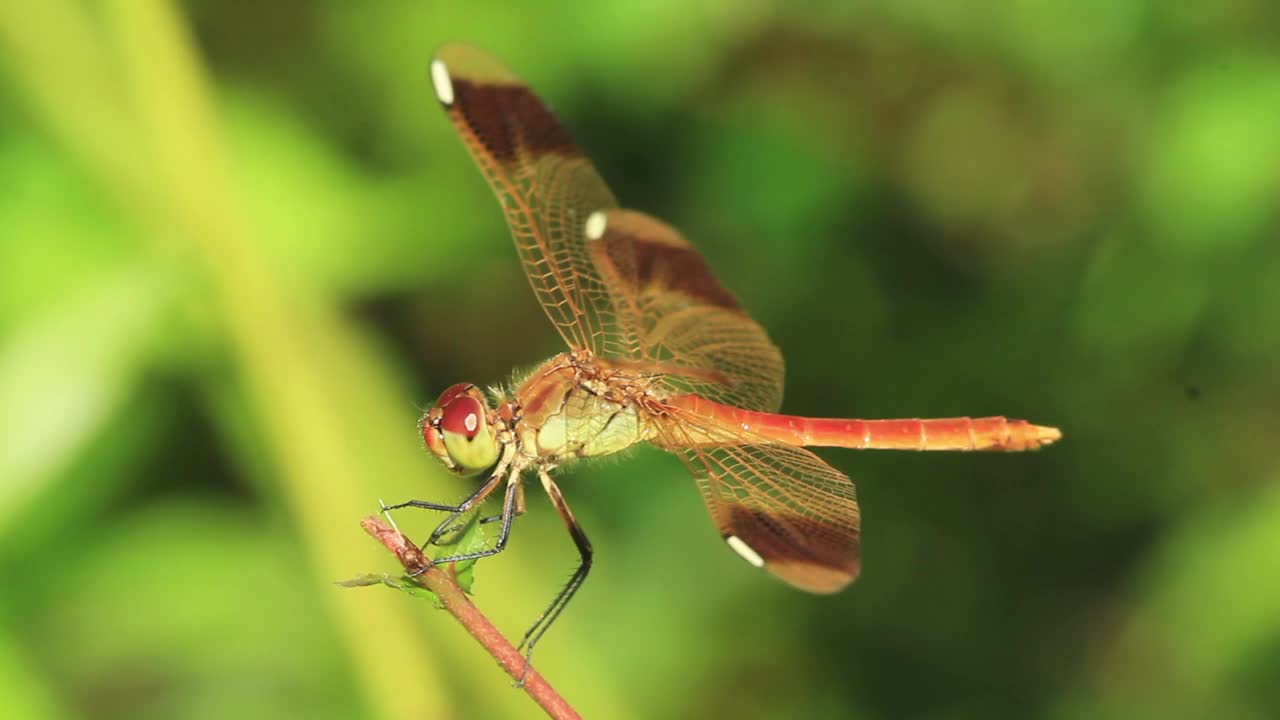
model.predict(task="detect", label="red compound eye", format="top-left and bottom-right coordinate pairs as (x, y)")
top-left (440, 395), bottom-right (484, 439)
top-left (434, 382), bottom-right (473, 407)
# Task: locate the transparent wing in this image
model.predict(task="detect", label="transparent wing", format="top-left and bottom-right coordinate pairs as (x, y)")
top-left (434, 46), bottom-right (786, 409)
top-left (587, 209), bottom-right (785, 411)
top-left (649, 403), bottom-right (861, 593)
top-left (431, 43), bottom-right (633, 357)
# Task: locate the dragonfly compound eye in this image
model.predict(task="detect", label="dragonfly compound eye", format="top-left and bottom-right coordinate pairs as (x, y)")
top-left (435, 386), bottom-right (499, 475)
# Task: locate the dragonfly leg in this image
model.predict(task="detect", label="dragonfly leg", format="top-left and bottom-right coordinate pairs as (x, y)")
top-left (514, 469), bottom-right (594, 686)
top-left (433, 504), bottom-right (524, 542)
top-left (424, 470), bottom-right (522, 546)
top-left (412, 476), bottom-right (522, 576)
top-left (381, 449), bottom-right (513, 547)
top-left (479, 481), bottom-right (526, 525)
top-left (478, 511), bottom-right (521, 525)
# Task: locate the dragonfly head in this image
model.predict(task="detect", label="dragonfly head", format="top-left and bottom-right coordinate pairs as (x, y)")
top-left (421, 383), bottom-right (501, 475)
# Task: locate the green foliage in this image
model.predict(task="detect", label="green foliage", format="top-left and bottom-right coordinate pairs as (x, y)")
top-left (435, 513), bottom-right (489, 595)
top-left (1, 2), bottom-right (1277, 719)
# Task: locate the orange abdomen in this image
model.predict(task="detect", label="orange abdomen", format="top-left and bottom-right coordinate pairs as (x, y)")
top-left (667, 395), bottom-right (1061, 452)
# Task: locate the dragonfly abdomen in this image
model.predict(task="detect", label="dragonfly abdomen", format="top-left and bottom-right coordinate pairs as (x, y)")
top-left (794, 416), bottom-right (1060, 452)
top-left (668, 395), bottom-right (1060, 452)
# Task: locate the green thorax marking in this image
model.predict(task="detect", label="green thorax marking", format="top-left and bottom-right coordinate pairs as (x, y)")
top-left (532, 384), bottom-right (653, 460)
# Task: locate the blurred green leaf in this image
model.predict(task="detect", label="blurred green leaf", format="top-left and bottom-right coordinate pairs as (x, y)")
top-left (0, 627), bottom-right (65, 720)
top-left (0, 266), bottom-right (166, 533)
top-left (1142, 56), bottom-right (1280, 256)
top-left (0, 138), bottom-right (138, 326)
top-left (28, 501), bottom-right (363, 720)
top-left (1082, 475), bottom-right (1280, 718)
top-left (1147, 477), bottom-right (1280, 684)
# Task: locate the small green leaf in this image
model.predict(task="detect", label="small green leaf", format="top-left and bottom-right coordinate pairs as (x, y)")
top-left (337, 570), bottom-right (441, 603)
top-left (438, 514), bottom-right (487, 595)
top-left (335, 573), bottom-right (405, 589)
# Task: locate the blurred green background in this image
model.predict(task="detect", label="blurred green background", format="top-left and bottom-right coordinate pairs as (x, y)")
top-left (2, 1), bottom-right (1278, 718)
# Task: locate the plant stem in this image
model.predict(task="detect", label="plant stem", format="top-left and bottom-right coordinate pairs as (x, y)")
top-left (360, 516), bottom-right (582, 720)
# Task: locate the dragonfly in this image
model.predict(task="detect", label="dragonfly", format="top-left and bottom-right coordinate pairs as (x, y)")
top-left (387, 43), bottom-right (1061, 662)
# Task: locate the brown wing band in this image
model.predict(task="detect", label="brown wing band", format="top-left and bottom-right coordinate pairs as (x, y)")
top-left (448, 77), bottom-right (578, 164)
top-left (725, 505), bottom-right (861, 594)
top-left (591, 210), bottom-right (743, 312)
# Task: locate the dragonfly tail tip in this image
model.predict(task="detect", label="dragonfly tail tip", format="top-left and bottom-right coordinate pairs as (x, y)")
top-left (1034, 424), bottom-right (1062, 447)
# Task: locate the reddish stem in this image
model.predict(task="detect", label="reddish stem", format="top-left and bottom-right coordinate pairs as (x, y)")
top-left (359, 516), bottom-right (581, 720)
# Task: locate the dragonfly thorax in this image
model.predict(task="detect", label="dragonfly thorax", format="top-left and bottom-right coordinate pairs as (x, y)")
top-left (421, 383), bottom-right (502, 475)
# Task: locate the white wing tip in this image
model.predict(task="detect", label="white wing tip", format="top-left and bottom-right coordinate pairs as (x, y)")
top-left (726, 535), bottom-right (765, 568)
top-left (430, 59), bottom-right (455, 106)
top-left (584, 211), bottom-right (608, 240)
